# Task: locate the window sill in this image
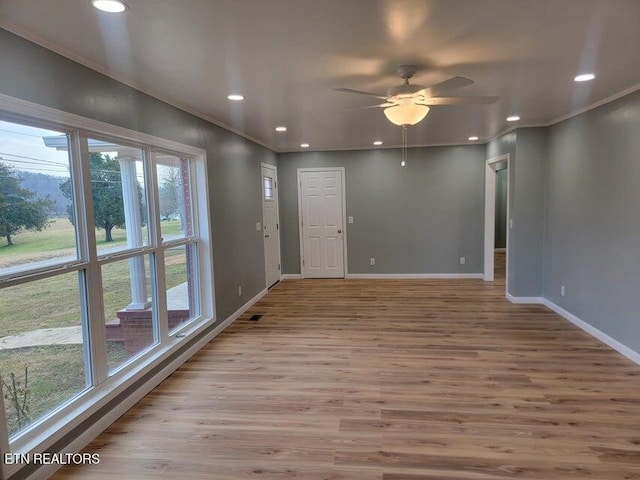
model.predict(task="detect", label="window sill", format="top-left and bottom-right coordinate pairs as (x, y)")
top-left (3, 313), bottom-right (215, 479)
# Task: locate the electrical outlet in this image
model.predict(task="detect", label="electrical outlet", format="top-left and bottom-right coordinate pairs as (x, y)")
top-left (560, 285), bottom-right (565, 297)
top-left (509, 218), bottom-right (514, 229)
top-left (238, 286), bottom-right (242, 296)
top-left (348, 216), bottom-right (354, 224)
top-left (370, 258), bottom-right (375, 266)
top-left (460, 257), bottom-right (466, 265)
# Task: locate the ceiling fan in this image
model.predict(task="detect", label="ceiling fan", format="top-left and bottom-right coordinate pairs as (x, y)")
top-left (335, 65), bottom-right (499, 126)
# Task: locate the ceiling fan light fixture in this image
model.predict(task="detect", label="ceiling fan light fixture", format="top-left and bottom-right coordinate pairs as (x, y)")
top-left (384, 104), bottom-right (430, 126)
top-left (91, 0), bottom-right (127, 13)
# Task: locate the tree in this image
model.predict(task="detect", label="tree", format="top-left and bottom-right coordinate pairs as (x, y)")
top-left (0, 162), bottom-right (53, 246)
top-left (158, 168), bottom-right (183, 220)
top-left (60, 153), bottom-right (144, 242)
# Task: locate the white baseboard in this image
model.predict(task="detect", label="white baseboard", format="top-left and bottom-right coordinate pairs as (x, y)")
top-left (280, 274), bottom-right (302, 280)
top-left (506, 293), bottom-right (545, 304)
top-left (345, 273), bottom-right (484, 279)
top-left (541, 299), bottom-right (640, 366)
top-left (506, 294), bottom-right (640, 367)
top-left (30, 288), bottom-right (268, 480)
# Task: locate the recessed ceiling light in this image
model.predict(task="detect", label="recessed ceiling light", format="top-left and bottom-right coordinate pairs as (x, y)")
top-left (227, 94), bottom-right (244, 101)
top-left (373, 141), bottom-right (383, 146)
top-left (574, 73), bottom-right (595, 82)
top-left (468, 136), bottom-right (479, 141)
top-left (275, 126), bottom-right (287, 132)
top-left (91, 0), bottom-right (127, 13)
top-left (506, 115), bottom-right (520, 122)
top-left (300, 143), bottom-right (310, 148)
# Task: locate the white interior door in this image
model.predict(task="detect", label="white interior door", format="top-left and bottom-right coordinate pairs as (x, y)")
top-left (262, 164), bottom-right (281, 288)
top-left (299, 169), bottom-right (345, 278)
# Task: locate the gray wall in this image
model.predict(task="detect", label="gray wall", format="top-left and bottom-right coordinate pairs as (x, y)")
top-left (495, 168), bottom-right (508, 249)
top-left (512, 128), bottom-right (548, 297)
top-left (486, 129), bottom-right (547, 297)
top-left (278, 146), bottom-right (486, 275)
top-left (0, 29), bottom-right (276, 322)
top-left (544, 90), bottom-right (640, 352)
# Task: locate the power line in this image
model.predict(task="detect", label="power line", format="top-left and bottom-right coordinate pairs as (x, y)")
top-left (0, 151), bottom-right (69, 167)
top-left (0, 127), bottom-right (64, 139)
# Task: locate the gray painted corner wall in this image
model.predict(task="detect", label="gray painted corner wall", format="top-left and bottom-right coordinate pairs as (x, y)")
top-left (486, 129), bottom-right (547, 297)
top-left (0, 28), bottom-right (276, 322)
top-left (278, 146), bottom-right (486, 275)
top-left (512, 127), bottom-right (548, 297)
top-left (544, 90), bottom-right (640, 352)
top-left (495, 168), bottom-right (508, 249)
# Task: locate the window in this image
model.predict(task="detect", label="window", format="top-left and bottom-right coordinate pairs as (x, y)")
top-left (0, 272), bottom-right (89, 438)
top-left (264, 175), bottom-right (273, 201)
top-left (0, 121), bottom-right (79, 276)
top-left (0, 104), bottom-right (212, 469)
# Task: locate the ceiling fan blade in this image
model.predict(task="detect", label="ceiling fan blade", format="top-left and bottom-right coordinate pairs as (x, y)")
top-left (420, 76), bottom-right (474, 97)
top-left (344, 102), bottom-right (396, 111)
top-left (418, 96), bottom-right (500, 106)
top-left (334, 87), bottom-right (388, 100)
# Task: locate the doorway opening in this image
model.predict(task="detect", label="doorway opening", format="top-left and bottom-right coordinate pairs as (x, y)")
top-left (484, 154), bottom-right (510, 290)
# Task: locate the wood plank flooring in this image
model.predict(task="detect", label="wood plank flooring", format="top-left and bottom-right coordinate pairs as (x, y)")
top-left (53, 257), bottom-right (640, 479)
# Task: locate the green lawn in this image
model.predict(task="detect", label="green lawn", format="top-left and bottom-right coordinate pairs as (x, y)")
top-left (0, 342), bottom-right (127, 437)
top-left (0, 218), bottom-right (189, 437)
top-left (0, 217), bottom-right (185, 269)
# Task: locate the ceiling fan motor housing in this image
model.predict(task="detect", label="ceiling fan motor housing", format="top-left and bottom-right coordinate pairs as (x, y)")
top-left (387, 65), bottom-right (424, 97)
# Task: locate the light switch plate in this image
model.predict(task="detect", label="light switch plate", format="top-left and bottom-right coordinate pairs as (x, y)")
top-left (256, 222), bottom-right (261, 231)
top-left (348, 216), bottom-right (354, 224)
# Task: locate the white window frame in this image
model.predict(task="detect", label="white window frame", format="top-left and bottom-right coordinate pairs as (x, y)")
top-left (0, 93), bottom-right (215, 480)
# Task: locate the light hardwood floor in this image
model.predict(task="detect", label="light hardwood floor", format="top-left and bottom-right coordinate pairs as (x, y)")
top-left (53, 256), bottom-right (640, 479)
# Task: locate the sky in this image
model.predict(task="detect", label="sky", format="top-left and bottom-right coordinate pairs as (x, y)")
top-left (0, 120), bottom-right (71, 178)
top-left (0, 120), bottom-right (153, 183)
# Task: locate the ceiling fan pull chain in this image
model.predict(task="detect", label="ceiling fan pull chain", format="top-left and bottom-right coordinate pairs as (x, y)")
top-left (401, 125), bottom-right (407, 167)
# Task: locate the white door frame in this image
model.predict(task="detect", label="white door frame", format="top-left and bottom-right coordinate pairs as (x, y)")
top-left (296, 167), bottom-right (348, 278)
top-left (484, 154), bottom-right (510, 289)
top-left (261, 162), bottom-right (281, 287)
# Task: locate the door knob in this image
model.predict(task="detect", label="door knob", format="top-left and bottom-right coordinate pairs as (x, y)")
top-left (338, 229), bottom-right (342, 234)
top-left (265, 234), bottom-right (270, 238)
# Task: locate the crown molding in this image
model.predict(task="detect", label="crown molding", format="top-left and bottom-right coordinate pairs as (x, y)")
top-left (3, 22), bottom-right (640, 153)
top-left (0, 22), bottom-right (275, 153)
top-left (544, 82), bottom-right (640, 126)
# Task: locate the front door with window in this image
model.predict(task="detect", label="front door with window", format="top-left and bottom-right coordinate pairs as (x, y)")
top-left (262, 164), bottom-right (281, 288)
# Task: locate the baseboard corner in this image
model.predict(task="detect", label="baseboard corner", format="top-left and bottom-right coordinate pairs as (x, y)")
top-left (541, 298), bottom-right (640, 366)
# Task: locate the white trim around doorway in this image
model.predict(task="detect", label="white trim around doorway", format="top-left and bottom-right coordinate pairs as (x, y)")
top-left (484, 154), bottom-right (510, 291)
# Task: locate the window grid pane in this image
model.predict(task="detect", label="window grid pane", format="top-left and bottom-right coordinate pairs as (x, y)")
top-left (0, 121), bottom-right (79, 277)
top-left (264, 176), bottom-right (273, 201)
top-left (0, 271), bottom-right (89, 439)
top-left (102, 254), bottom-right (157, 374)
top-left (165, 243), bottom-right (199, 333)
top-left (87, 139), bottom-right (149, 257)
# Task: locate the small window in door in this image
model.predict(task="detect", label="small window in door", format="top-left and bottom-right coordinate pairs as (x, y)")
top-left (264, 176), bottom-right (274, 201)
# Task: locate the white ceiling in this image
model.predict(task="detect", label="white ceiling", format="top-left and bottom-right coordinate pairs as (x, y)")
top-left (1, 0), bottom-right (640, 152)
